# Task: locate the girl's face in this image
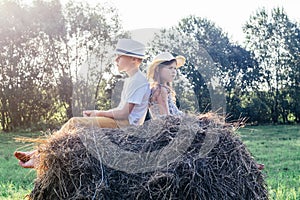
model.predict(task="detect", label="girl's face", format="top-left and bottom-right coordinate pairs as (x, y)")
top-left (159, 61), bottom-right (177, 83)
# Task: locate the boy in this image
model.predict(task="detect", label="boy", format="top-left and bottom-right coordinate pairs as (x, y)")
top-left (14, 39), bottom-right (151, 168)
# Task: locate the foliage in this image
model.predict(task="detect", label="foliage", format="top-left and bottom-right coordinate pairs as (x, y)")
top-left (147, 16), bottom-right (258, 119)
top-left (0, 0), bottom-right (63, 131)
top-left (0, 0), bottom-right (126, 131)
top-left (1, 1), bottom-right (300, 132)
top-left (244, 7), bottom-right (300, 124)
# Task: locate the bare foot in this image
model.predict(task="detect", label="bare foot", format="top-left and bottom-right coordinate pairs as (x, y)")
top-left (257, 163), bottom-right (265, 170)
top-left (14, 151), bottom-right (36, 168)
top-left (18, 159), bottom-right (35, 168)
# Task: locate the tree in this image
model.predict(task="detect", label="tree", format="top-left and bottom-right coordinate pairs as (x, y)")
top-left (0, 0), bottom-right (62, 131)
top-left (244, 7), bottom-right (300, 123)
top-left (0, 0), bottom-right (126, 131)
top-left (148, 16), bottom-right (258, 119)
top-left (61, 0), bottom-right (127, 117)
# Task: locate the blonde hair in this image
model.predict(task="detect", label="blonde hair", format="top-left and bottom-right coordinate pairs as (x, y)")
top-left (149, 59), bottom-right (177, 101)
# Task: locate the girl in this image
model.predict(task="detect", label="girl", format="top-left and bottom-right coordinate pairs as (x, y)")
top-left (147, 52), bottom-right (185, 119)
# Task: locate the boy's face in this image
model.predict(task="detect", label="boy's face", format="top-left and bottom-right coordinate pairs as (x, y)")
top-left (115, 55), bottom-right (135, 72)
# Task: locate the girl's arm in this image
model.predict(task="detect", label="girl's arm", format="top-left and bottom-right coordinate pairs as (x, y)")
top-left (155, 87), bottom-right (170, 115)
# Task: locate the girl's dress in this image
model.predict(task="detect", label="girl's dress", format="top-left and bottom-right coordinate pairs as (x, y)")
top-left (149, 85), bottom-right (182, 120)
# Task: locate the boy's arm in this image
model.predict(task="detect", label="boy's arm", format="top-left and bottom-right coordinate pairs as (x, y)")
top-left (83, 83), bottom-right (149, 119)
top-left (97, 103), bottom-right (135, 119)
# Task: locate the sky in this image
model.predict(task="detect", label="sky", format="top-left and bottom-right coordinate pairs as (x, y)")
top-left (92, 0), bottom-right (300, 44)
top-left (21, 0), bottom-right (300, 44)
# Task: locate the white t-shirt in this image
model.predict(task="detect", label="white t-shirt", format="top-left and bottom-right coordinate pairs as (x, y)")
top-left (117, 70), bottom-right (150, 125)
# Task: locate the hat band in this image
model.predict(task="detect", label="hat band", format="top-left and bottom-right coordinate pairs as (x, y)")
top-left (116, 48), bottom-right (144, 57)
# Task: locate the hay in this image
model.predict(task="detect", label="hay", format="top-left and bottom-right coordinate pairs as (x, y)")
top-left (29, 114), bottom-right (268, 200)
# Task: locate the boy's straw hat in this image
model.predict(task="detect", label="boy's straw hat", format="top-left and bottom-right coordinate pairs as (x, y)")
top-left (115, 39), bottom-right (145, 59)
top-left (147, 52), bottom-right (186, 80)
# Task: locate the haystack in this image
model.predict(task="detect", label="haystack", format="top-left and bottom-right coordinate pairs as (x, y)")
top-left (29, 114), bottom-right (268, 200)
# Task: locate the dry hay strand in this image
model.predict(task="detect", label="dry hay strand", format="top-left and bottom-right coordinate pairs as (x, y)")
top-left (29, 114), bottom-right (268, 200)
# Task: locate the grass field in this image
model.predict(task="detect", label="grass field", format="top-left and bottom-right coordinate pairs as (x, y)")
top-left (0, 125), bottom-right (299, 199)
top-left (238, 125), bottom-right (300, 200)
top-left (0, 132), bottom-right (41, 200)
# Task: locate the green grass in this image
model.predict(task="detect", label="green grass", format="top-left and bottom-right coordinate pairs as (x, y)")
top-left (238, 125), bottom-right (300, 200)
top-left (0, 125), bottom-right (299, 199)
top-left (0, 132), bottom-right (42, 200)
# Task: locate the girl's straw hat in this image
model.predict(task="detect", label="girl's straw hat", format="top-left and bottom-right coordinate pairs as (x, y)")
top-left (147, 52), bottom-right (186, 81)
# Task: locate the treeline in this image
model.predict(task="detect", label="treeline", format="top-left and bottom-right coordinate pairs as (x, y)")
top-left (0, 0), bottom-right (126, 131)
top-left (149, 10), bottom-right (300, 125)
top-left (0, 0), bottom-right (299, 131)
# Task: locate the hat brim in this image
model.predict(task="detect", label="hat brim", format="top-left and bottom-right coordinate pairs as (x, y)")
top-left (114, 49), bottom-right (145, 59)
top-left (175, 56), bottom-right (186, 69)
top-left (147, 55), bottom-right (186, 81)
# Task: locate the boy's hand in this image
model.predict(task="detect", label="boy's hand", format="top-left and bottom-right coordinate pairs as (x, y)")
top-left (83, 110), bottom-right (98, 117)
